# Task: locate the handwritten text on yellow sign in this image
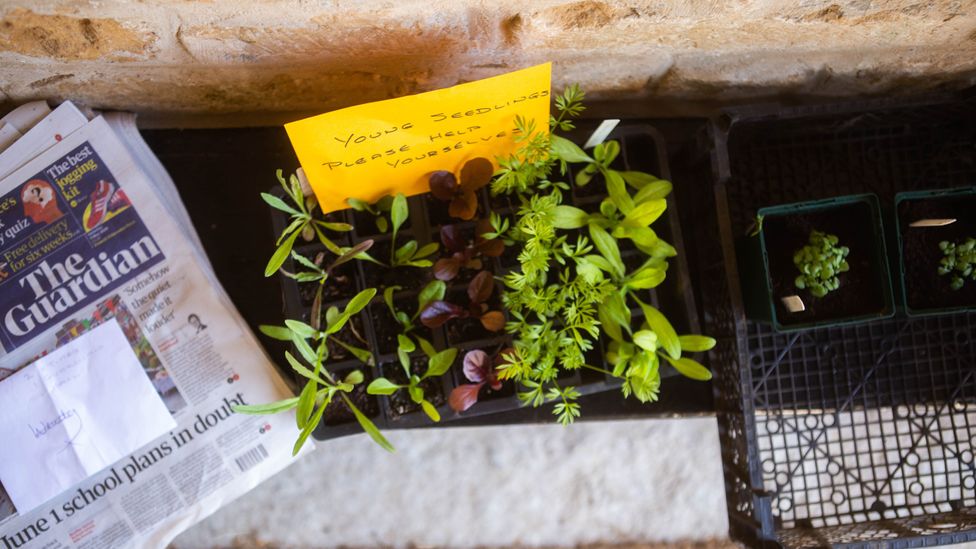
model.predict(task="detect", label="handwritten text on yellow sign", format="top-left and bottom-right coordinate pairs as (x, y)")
top-left (285, 63), bottom-right (551, 213)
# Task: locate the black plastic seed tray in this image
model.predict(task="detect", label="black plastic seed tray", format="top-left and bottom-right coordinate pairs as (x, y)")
top-left (268, 124), bottom-right (700, 440)
top-left (682, 91), bottom-right (976, 548)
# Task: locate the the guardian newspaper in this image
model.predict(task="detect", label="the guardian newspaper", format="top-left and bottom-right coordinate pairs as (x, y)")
top-left (0, 114), bottom-right (301, 548)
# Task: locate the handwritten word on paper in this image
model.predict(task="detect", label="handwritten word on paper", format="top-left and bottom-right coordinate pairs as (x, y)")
top-left (29, 408), bottom-right (77, 439)
top-left (0, 319), bottom-right (175, 513)
top-left (285, 63), bottom-right (552, 213)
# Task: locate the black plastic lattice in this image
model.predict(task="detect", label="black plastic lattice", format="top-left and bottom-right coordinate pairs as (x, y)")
top-left (686, 91), bottom-right (976, 548)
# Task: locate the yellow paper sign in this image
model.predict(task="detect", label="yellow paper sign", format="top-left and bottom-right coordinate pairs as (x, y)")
top-left (285, 63), bottom-right (552, 213)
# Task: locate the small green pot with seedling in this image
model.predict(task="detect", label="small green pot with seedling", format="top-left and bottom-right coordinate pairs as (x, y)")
top-left (894, 186), bottom-right (976, 315)
top-left (739, 194), bottom-right (895, 331)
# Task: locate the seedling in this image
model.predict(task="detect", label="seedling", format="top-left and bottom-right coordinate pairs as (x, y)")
top-left (387, 192), bottom-right (439, 268)
top-left (283, 239), bottom-right (374, 330)
top-left (748, 214), bottom-right (765, 237)
top-left (487, 86), bottom-right (714, 424)
top-left (262, 169), bottom-right (354, 276)
top-left (448, 349), bottom-right (508, 413)
top-left (793, 230), bottom-right (850, 298)
top-left (419, 270), bottom-right (505, 332)
top-left (346, 195), bottom-right (394, 233)
top-left (606, 328), bottom-right (716, 404)
top-left (383, 280), bottom-right (445, 368)
top-left (233, 289), bottom-right (392, 454)
top-left (367, 348), bottom-right (458, 422)
top-left (433, 219), bottom-right (505, 281)
top-left (253, 84), bottom-right (713, 441)
top-left (429, 157), bottom-right (494, 220)
top-left (938, 237), bottom-right (976, 290)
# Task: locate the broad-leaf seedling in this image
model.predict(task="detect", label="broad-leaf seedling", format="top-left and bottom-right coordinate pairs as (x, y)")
top-left (382, 280), bottom-right (445, 368)
top-left (433, 219), bottom-right (505, 281)
top-left (419, 270), bottom-right (505, 332)
top-left (938, 237), bottom-right (976, 290)
top-left (366, 348), bottom-right (459, 422)
top-left (346, 194), bottom-right (394, 233)
top-left (429, 157), bottom-right (494, 220)
top-left (793, 230), bottom-right (850, 298)
top-left (449, 349), bottom-right (508, 412)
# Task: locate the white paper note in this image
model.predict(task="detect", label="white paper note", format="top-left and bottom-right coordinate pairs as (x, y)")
top-left (0, 319), bottom-right (176, 513)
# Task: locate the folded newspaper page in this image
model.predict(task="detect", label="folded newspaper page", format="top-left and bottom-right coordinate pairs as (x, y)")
top-left (0, 102), bottom-right (52, 154)
top-left (0, 113), bottom-right (303, 548)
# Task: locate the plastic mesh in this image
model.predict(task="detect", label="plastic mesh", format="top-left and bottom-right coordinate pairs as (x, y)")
top-left (700, 92), bottom-right (976, 547)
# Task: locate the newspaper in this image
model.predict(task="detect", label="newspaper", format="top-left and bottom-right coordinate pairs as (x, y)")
top-left (0, 102), bottom-right (52, 154)
top-left (0, 110), bottom-right (303, 548)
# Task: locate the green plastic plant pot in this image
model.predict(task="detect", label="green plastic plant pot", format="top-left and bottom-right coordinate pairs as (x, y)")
top-left (894, 186), bottom-right (976, 316)
top-left (738, 193), bottom-right (896, 332)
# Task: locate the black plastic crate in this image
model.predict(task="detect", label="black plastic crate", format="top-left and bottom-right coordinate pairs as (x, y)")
top-left (685, 92), bottom-right (976, 548)
top-left (268, 124), bottom-right (700, 439)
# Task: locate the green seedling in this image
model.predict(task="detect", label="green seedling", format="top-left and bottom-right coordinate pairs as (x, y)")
top-left (262, 170), bottom-right (353, 276)
top-left (387, 193), bottom-right (439, 268)
top-left (347, 193), bottom-right (438, 269)
top-left (487, 85), bottom-right (714, 425)
top-left (366, 348), bottom-right (458, 422)
top-left (346, 195), bottom-right (394, 233)
top-left (482, 211), bottom-right (511, 241)
top-left (748, 214), bottom-right (765, 237)
top-left (606, 326), bottom-right (716, 403)
top-left (793, 230), bottom-right (850, 298)
top-left (383, 280), bottom-right (445, 368)
top-left (938, 237), bottom-right (976, 291)
top-left (283, 239), bottom-right (374, 330)
top-left (233, 288), bottom-right (393, 454)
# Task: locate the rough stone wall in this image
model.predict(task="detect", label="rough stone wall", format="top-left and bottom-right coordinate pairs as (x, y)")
top-left (1, 1), bottom-right (975, 124)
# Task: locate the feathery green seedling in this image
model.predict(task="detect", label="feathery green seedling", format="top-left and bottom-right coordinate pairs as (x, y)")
top-left (487, 84), bottom-right (715, 425)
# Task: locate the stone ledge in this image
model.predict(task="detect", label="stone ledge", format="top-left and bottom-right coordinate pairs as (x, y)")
top-left (1, 1), bottom-right (974, 122)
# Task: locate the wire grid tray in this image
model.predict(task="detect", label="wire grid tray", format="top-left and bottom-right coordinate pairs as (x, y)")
top-left (683, 91), bottom-right (976, 548)
top-left (751, 316), bottom-right (975, 527)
